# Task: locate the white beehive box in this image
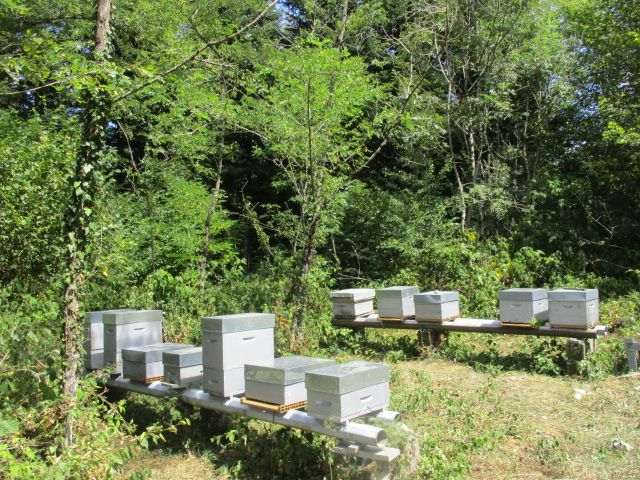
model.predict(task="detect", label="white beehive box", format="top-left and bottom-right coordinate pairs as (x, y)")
top-left (330, 289), bottom-right (375, 318)
top-left (305, 361), bottom-right (390, 423)
top-left (244, 356), bottom-right (336, 405)
top-left (548, 288), bottom-right (599, 329)
top-left (376, 286), bottom-right (419, 319)
top-left (84, 309), bottom-right (134, 370)
top-left (103, 310), bottom-right (163, 374)
top-left (498, 288), bottom-right (548, 324)
top-left (121, 343), bottom-right (191, 382)
top-left (414, 291), bottom-right (460, 323)
top-left (202, 313), bottom-right (275, 397)
top-left (163, 347), bottom-right (203, 387)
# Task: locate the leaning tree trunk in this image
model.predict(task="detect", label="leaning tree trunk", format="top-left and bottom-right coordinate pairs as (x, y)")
top-left (62, 0), bottom-right (111, 447)
top-left (199, 157), bottom-right (224, 292)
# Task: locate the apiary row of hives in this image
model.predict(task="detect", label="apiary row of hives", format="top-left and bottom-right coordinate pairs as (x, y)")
top-left (84, 310), bottom-right (390, 423)
top-left (331, 286), bottom-right (600, 329)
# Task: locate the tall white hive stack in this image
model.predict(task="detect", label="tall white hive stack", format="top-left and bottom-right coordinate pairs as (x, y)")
top-left (103, 310), bottom-right (163, 374)
top-left (376, 286), bottom-right (419, 320)
top-left (330, 288), bottom-right (375, 319)
top-left (498, 288), bottom-right (548, 325)
top-left (548, 288), bottom-right (599, 329)
top-left (202, 313), bottom-right (275, 397)
top-left (414, 291), bottom-right (460, 323)
top-left (305, 361), bottom-right (390, 423)
top-left (244, 356), bottom-right (336, 405)
top-left (84, 309), bottom-right (134, 370)
top-left (121, 343), bottom-right (191, 383)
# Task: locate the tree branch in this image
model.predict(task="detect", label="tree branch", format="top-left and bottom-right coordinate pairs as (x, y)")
top-left (114, 1), bottom-right (277, 103)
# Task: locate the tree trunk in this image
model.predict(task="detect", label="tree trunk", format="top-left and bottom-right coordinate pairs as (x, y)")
top-left (289, 213), bottom-right (320, 351)
top-left (62, 0), bottom-right (111, 448)
top-left (199, 157), bottom-right (224, 292)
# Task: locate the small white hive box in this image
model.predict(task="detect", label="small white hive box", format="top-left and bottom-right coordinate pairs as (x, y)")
top-left (103, 310), bottom-right (163, 374)
top-left (498, 288), bottom-right (548, 324)
top-left (244, 356), bottom-right (336, 405)
top-left (548, 288), bottom-right (599, 329)
top-left (163, 347), bottom-right (203, 387)
top-left (330, 289), bottom-right (375, 318)
top-left (305, 361), bottom-right (390, 423)
top-left (376, 286), bottom-right (420, 320)
top-left (202, 313), bottom-right (275, 397)
top-left (84, 309), bottom-right (134, 370)
top-left (122, 343), bottom-right (191, 383)
top-left (414, 291), bottom-right (460, 323)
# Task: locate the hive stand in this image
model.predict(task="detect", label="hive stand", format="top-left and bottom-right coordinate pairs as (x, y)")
top-left (625, 338), bottom-right (640, 372)
top-left (105, 376), bottom-right (408, 479)
top-left (334, 315), bottom-right (607, 365)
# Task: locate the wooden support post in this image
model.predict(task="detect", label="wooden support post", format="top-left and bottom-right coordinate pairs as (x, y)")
top-left (417, 329), bottom-right (446, 348)
top-left (565, 338), bottom-right (586, 375)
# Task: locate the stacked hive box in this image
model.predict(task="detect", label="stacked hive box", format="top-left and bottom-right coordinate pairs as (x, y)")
top-left (244, 356), bottom-right (335, 405)
top-left (163, 347), bottom-right (203, 387)
top-left (414, 291), bottom-right (460, 323)
top-left (548, 288), bottom-right (599, 329)
top-left (122, 343), bottom-right (191, 383)
top-left (305, 361), bottom-right (390, 423)
top-left (202, 313), bottom-right (275, 397)
top-left (498, 288), bottom-right (548, 325)
top-left (103, 310), bottom-right (163, 374)
top-left (330, 289), bottom-right (375, 319)
top-left (84, 309), bottom-right (134, 370)
top-left (376, 286), bottom-right (419, 320)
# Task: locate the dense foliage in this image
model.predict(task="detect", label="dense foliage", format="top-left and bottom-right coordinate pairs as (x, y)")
top-left (1, 0), bottom-right (638, 477)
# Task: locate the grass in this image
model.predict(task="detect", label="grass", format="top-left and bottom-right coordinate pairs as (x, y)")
top-left (120, 354), bottom-right (640, 479)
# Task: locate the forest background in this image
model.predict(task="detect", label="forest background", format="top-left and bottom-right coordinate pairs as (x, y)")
top-left (1, 0), bottom-right (639, 478)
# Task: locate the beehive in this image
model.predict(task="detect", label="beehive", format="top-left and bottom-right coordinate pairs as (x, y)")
top-left (103, 310), bottom-right (163, 374)
top-left (376, 286), bottom-right (419, 319)
top-left (84, 309), bottom-right (134, 370)
top-left (548, 288), bottom-right (599, 329)
top-left (305, 361), bottom-right (390, 423)
top-left (121, 343), bottom-right (191, 382)
top-left (498, 288), bottom-right (548, 324)
top-left (163, 347), bottom-right (203, 387)
top-left (244, 356), bottom-right (335, 405)
top-left (414, 291), bottom-right (460, 323)
top-left (330, 289), bottom-right (375, 318)
top-left (202, 313), bottom-right (275, 397)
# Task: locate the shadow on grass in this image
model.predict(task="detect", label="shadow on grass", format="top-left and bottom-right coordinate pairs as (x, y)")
top-left (104, 389), bottom-right (359, 479)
